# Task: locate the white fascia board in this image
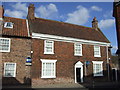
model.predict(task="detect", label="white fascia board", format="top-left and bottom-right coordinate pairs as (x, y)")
top-left (32, 33), bottom-right (110, 46)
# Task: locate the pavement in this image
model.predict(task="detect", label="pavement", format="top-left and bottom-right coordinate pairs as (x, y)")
top-left (81, 81), bottom-right (120, 88)
top-left (1, 81), bottom-right (120, 89)
top-left (32, 83), bottom-right (86, 88)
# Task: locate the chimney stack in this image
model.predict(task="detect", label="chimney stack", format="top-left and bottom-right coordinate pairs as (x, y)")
top-left (27, 4), bottom-right (35, 19)
top-left (92, 17), bottom-right (98, 30)
top-left (0, 5), bottom-right (4, 20)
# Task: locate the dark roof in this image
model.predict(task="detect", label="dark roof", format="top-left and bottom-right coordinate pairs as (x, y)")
top-left (29, 18), bottom-right (110, 43)
top-left (2, 17), bottom-right (29, 37)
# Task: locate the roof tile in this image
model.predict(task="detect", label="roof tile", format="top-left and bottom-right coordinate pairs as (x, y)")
top-left (2, 17), bottom-right (29, 37)
top-left (30, 18), bottom-right (110, 43)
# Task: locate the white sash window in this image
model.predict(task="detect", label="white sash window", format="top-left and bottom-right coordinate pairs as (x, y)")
top-left (44, 40), bottom-right (54, 54)
top-left (94, 45), bottom-right (101, 57)
top-left (41, 59), bottom-right (57, 78)
top-left (4, 63), bottom-right (16, 77)
top-left (0, 38), bottom-right (10, 52)
top-left (92, 61), bottom-right (103, 76)
top-left (74, 43), bottom-right (82, 56)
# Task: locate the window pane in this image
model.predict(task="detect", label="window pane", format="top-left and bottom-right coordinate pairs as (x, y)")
top-left (51, 63), bottom-right (54, 76)
top-left (95, 51), bottom-right (99, 55)
top-left (46, 63), bottom-right (51, 76)
top-left (43, 63), bottom-right (45, 76)
top-left (7, 22), bottom-right (11, 27)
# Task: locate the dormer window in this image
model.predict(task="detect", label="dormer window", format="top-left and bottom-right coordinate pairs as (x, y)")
top-left (4, 22), bottom-right (13, 28)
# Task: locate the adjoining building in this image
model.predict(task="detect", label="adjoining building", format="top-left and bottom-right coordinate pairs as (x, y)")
top-left (113, 0), bottom-right (120, 81)
top-left (0, 5), bottom-right (32, 86)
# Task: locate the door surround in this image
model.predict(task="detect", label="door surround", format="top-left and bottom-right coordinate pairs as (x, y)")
top-left (75, 61), bottom-right (83, 83)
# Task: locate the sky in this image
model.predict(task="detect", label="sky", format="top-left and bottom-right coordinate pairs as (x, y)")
top-left (1, 1), bottom-right (118, 54)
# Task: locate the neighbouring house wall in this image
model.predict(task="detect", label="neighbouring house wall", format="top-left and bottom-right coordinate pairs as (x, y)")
top-left (2, 37), bottom-right (31, 85)
top-left (32, 39), bottom-right (110, 87)
top-left (113, 1), bottom-right (120, 81)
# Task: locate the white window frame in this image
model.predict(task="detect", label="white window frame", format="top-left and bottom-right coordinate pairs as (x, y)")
top-left (4, 22), bottom-right (13, 28)
top-left (92, 61), bottom-right (103, 76)
top-left (44, 40), bottom-right (54, 54)
top-left (4, 62), bottom-right (16, 77)
top-left (41, 59), bottom-right (57, 78)
top-left (0, 38), bottom-right (11, 52)
top-left (94, 45), bottom-right (101, 57)
top-left (74, 43), bottom-right (82, 56)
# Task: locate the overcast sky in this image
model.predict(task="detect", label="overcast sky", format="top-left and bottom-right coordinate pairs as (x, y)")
top-left (2, 2), bottom-right (117, 54)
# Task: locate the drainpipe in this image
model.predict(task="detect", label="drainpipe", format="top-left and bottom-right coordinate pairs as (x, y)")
top-left (106, 46), bottom-right (110, 81)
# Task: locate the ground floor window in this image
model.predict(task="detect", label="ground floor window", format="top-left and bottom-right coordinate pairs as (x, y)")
top-left (92, 61), bottom-right (103, 76)
top-left (4, 63), bottom-right (16, 77)
top-left (41, 59), bottom-right (57, 78)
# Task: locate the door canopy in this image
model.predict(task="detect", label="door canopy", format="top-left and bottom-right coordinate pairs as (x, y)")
top-left (75, 61), bottom-right (83, 67)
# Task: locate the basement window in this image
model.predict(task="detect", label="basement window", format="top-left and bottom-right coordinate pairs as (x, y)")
top-left (4, 22), bottom-right (13, 28)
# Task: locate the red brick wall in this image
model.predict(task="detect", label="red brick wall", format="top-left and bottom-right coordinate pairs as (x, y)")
top-left (116, 6), bottom-right (120, 49)
top-left (32, 39), bottom-right (110, 86)
top-left (2, 37), bottom-right (31, 85)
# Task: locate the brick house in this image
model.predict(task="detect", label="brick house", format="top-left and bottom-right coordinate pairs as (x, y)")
top-left (27, 4), bottom-right (112, 87)
top-left (0, 4), bottom-right (112, 87)
top-left (0, 6), bottom-right (31, 86)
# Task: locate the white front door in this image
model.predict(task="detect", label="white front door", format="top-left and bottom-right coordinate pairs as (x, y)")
top-left (75, 61), bottom-right (83, 83)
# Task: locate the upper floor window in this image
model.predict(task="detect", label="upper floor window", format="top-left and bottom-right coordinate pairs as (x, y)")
top-left (94, 45), bottom-right (101, 57)
top-left (41, 59), bottom-right (57, 78)
top-left (4, 22), bottom-right (13, 28)
top-left (4, 63), bottom-right (16, 77)
top-left (74, 43), bottom-right (82, 56)
top-left (0, 38), bottom-right (10, 52)
top-left (92, 61), bottom-right (103, 76)
top-left (44, 40), bottom-right (54, 54)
